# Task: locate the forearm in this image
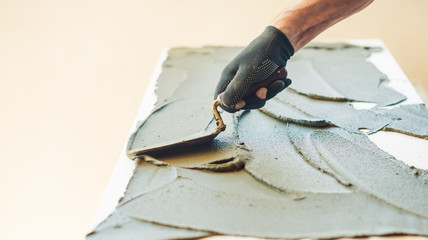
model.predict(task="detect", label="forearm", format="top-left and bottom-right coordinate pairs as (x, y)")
top-left (273, 0), bottom-right (373, 51)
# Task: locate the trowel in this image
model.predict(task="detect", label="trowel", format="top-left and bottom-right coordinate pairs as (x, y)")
top-left (127, 67), bottom-right (288, 157)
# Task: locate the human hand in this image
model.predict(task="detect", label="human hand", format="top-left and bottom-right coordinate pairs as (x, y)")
top-left (214, 26), bottom-right (294, 113)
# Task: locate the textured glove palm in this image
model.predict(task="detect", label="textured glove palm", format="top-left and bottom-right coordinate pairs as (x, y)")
top-left (214, 26), bottom-right (294, 112)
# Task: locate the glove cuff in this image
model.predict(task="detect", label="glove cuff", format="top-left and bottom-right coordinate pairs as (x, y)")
top-left (264, 26), bottom-right (294, 62)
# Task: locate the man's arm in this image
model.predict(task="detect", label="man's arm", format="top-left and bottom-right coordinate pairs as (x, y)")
top-left (215, 0), bottom-right (373, 112)
top-left (273, 0), bottom-right (373, 51)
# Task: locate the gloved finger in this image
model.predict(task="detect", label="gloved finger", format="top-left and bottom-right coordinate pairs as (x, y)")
top-left (241, 78), bottom-right (291, 110)
top-left (241, 93), bottom-right (267, 110)
top-left (255, 88), bottom-right (268, 100)
top-left (265, 78), bottom-right (292, 100)
top-left (217, 93), bottom-right (240, 113)
top-left (222, 63), bottom-right (279, 108)
top-left (220, 66), bottom-right (250, 107)
top-left (219, 103), bottom-right (240, 113)
top-left (215, 63), bottom-right (239, 98)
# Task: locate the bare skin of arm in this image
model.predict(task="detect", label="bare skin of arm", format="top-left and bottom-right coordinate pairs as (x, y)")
top-left (238, 0), bottom-right (373, 109)
top-left (273, 0), bottom-right (374, 51)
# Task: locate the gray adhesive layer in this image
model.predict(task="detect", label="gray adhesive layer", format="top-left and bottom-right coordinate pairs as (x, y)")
top-left (287, 59), bottom-right (346, 100)
top-left (311, 129), bottom-right (428, 218)
top-left (287, 124), bottom-right (353, 186)
top-left (238, 110), bottom-right (349, 193)
top-left (88, 164), bottom-right (212, 240)
top-left (87, 212), bottom-right (211, 240)
top-left (377, 104), bottom-right (428, 139)
top-left (276, 89), bottom-right (394, 133)
top-left (119, 176), bottom-right (428, 239)
top-left (288, 124), bottom-right (428, 218)
top-left (288, 44), bottom-right (406, 105)
top-left (260, 97), bottom-right (330, 127)
top-left (144, 112), bottom-right (251, 173)
top-left (91, 45), bottom-right (428, 239)
top-left (128, 97), bottom-right (216, 154)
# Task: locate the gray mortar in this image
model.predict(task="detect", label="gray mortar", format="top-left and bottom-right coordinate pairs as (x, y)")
top-left (276, 89), bottom-right (394, 133)
top-left (127, 96), bottom-right (217, 155)
top-left (119, 176), bottom-right (428, 239)
top-left (288, 124), bottom-right (428, 217)
top-left (287, 59), bottom-right (346, 100)
top-left (92, 45), bottom-right (428, 240)
top-left (311, 129), bottom-right (428, 218)
top-left (288, 43), bottom-right (406, 106)
top-left (133, 110), bottom-right (252, 173)
top-left (286, 124), bottom-right (353, 186)
top-left (87, 212), bottom-right (211, 240)
top-left (260, 97), bottom-right (330, 127)
top-left (238, 110), bottom-right (350, 193)
top-left (376, 104), bottom-right (428, 139)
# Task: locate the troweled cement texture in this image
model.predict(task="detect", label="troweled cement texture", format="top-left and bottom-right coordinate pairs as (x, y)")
top-left (260, 97), bottom-right (330, 127)
top-left (288, 124), bottom-right (428, 218)
top-left (136, 112), bottom-right (251, 173)
top-left (87, 211), bottom-right (211, 240)
top-left (262, 92), bottom-right (428, 139)
top-left (376, 104), bottom-right (428, 139)
top-left (288, 43), bottom-right (407, 106)
top-left (91, 46), bottom-right (428, 239)
top-left (238, 110), bottom-right (350, 193)
top-left (119, 172), bottom-right (428, 239)
top-left (127, 47), bottom-right (245, 155)
top-left (274, 89), bottom-right (394, 133)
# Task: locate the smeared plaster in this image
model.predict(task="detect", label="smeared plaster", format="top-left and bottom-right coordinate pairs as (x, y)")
top-left (127, 96), bottom-right (219, 156)
top-left (129, 107), bottom-right (251, 172)
top-left (238, 110), bottom-right (350, 193)
top-left (87, 212), bottom-right (211, 240)
top-left (377, 104), bottom-right (428, 139)
top-left (275, 89), bottom-right (394, 133)
top-left (119, 176), bottom-right (428, 239)
top-left (287, 124), bottom-right (353, 186)
top-left (119, 161), bottom-right (178, 204)
top-left (287, 124), bottom-right (428, 218)
top-left (287, 59), bottom-right (346, 100)
top-left (153, 66), bottom-right (187, 108)
top-left (311, 129), bottom-right (428, 218)
top-left (92, 45), bottom-right (428, 240)
top-left (288, 43), bottom-right (407, 105)
top-left (260, 97), bottom-right (330, 127)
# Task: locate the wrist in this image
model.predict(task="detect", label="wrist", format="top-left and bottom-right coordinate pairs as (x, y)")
top-left (272, 12), bottom-right (301, 52)
top-left (263, 26), bottom-right (294, 61)
top-left (272, 25), bottom-right (296, 52)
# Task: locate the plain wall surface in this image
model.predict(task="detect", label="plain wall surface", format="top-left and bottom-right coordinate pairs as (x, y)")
top-left (0, 1), bottom-right (427, 240)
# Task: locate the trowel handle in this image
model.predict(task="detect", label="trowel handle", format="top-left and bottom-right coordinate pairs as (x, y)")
top-left (212, 96), bottom-right (226, 132)
top-left (243, 67), bottom-right (288, 98)
top-left (212, 67), bottom-right (287, 132)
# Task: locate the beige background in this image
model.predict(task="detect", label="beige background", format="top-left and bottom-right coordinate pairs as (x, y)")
top-left (0, 1), bottom-right (427, 240)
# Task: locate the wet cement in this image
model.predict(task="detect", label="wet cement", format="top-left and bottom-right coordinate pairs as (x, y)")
top-left (287, 124), bottom-right (428, 218)
top-left (87, 211), bottom-right (211, 240)
top-left (288, 43), bottom-right (407, 106)
top-left (262, 93), bottom-right (428, 139)
top-left (118, 165), bottom-right (428, 239)
top-left (260, 97), bottom-right (330, 127)
top-left (376, 104), bottom-right (428, 139)
top-left (312, 130), bottom-right (428, 218)
top-left (287, 59), bottom-right (346, 100)
top-left (238, 110), bottom-right (350, 194)
top-left (127, 96), bottom-right (217, 155)
top-left (91, 45), bottom-right (428, 239)
top-left (140, 112), bottom-right (251, 173)
top-left (273, 89), bottom-right (395, 133)
top-left (127, 47), bottom-right (244, 156)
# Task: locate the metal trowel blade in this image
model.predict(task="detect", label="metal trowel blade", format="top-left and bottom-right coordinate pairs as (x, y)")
top-left (127, 97), bottom-right (225, 157)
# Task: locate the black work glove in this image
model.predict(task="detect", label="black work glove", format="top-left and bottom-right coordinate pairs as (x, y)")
top-left (214, 26), bottom-right (294, 113)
